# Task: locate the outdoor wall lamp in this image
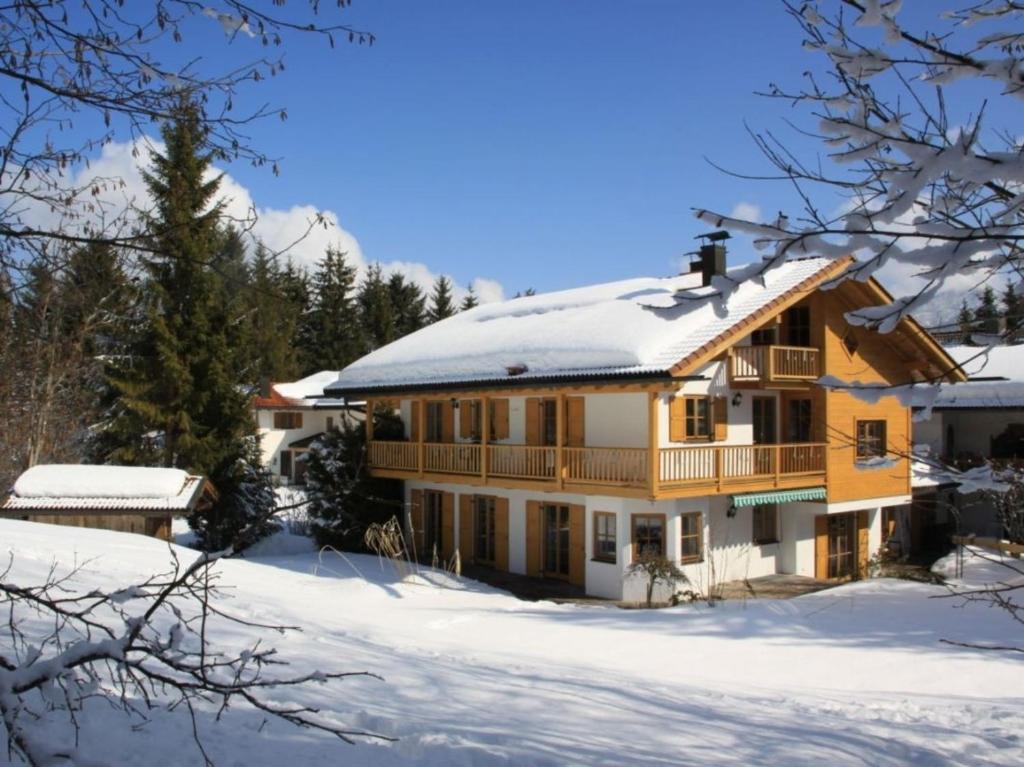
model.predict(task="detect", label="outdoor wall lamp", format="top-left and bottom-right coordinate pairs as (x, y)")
top-left (731, 392), bottom-right (743, 407)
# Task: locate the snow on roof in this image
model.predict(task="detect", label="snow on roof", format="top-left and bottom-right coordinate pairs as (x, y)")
top-left (274, 370), bottom-right (341, 401)
top-left (328, 257), bottom-right (837, 393)
top-left (933, 345), bottom-right (1024, 409)
top-left (4, 465), bottom-right (207, 512)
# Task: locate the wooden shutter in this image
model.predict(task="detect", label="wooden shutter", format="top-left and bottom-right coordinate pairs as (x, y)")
top-left (494, 497), bottom-right (510, 571)
top-left (712, 396), bottom-right (728, 442)
top-left (491, 399), bottom-right (510, 440)
top-left (441, 401), bottom-right (455, 443)
top-left (459, 400), bottom-right (474, 439)
top-left (410, 401), bottom-right (421, 442)
top-left (441, 492), bottom-right (455, 561)
top-left (459, 494), bottom-right (474, 564)
top-left (525, 398), bottom-right (541, 446)
top-left (669, 396), bottom-right (685, 442)
top-left (526, 500), bottom-right (541, 576)
top-left (857, 510), bottom-right (870, 577)
top-left (410, 489), bottom-right (424, 558)
top-left (566, 396), bottom-right (585, 447)
top-left (814, 514), bottom-right (828, 580)
top-left (569, 504), bottom-right (586, 586)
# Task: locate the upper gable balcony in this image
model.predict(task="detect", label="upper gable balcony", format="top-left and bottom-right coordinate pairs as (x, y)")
top-left (729, 345), bottom-right (821, 387)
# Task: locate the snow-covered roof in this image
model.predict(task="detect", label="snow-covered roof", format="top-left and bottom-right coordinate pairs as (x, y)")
top-left (932, 345), bottom-right (1024, 409)
top-left (254, 370), bottom-right (360, 409)
top-left (3, 465), bottom-right (210, 512)
top-left (327, 257), bottom-right (840, 394)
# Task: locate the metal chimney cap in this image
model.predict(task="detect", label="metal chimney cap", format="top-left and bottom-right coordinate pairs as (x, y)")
top-left (695, 230), bottom-right (731, 242)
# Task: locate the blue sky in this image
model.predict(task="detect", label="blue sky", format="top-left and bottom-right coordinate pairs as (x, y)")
top-left (193, 1), bottom-right (818, 294)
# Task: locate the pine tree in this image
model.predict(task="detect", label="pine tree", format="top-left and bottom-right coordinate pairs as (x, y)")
top-left (388, 272), bottom-right (426, 338)
top-left (307, 246), bottom-right (364, 371)
top-left (357, 262), bottom-right (396, 351)
top-left (1002, 283), bottom-right (1022, 343)
top-left (974, 286), bottom-right (1001, 335)
top-left (460, 285), bottom-right (479, 311)
top-left (280, 258), bottom-right (316, 373)
top-left (956, 300), bottom-right (975, 345)
top-left (242, 243), bottom-right (302, 382)
top-left (427, 275), bottom-right (457, 323)
top-left (103, 101), bottom-right (269, 549)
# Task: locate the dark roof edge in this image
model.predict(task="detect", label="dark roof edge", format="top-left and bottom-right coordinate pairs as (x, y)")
top-left (323, 371), bottom-right (692, 398)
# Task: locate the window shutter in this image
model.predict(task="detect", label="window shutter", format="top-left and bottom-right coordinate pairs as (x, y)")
top-left (441, 401), bottom-right (455, 443)
top-left (459, 494), bottom-right (474, 565)
top-left (713, 396), bottom-right (728, 441)
top-left (814, 514), bottom-right (829, 579)
top-left (490, 399), bottom-right (510, 440)
top-left (669, 396), bottom-right (685, 442)
top-left (459, 400), bottom-right (474, 439)
top-left (410, 401), bottom-right (421, 442)
top-left (525, 398), bottom-right (541, 446)
top-left (526, 500), bottom-right (541, 576)
top-left (569, 504), bottom-right (586, 586)
top-left (566, 396), bottom-right (585, 447)
top-left (494, 497), bottom-right (509, 571)
top-left (857, 510), bottom-right (870, 577)
top-left (410, 489), bottom-right (424, 558)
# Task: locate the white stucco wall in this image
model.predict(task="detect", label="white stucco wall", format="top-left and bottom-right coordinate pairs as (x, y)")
top-left (583, 392), bottom-right (647, 448)
top-left (257, 407), bottom-right (358, 481)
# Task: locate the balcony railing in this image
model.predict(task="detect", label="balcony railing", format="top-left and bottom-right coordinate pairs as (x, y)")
top-left (367, 440), bottom-right (826, 495)
top-left (730, 345), bottom-right (820, 384)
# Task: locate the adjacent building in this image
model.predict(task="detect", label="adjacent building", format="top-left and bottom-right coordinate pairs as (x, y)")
top-left (325, 244), bottom-right (963, 600)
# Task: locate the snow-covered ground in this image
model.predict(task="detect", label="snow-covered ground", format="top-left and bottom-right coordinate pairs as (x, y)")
top-left (2, 519), bottom-right (1022, 766)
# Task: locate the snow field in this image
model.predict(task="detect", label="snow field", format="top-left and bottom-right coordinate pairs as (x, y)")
top-left (1, 520), bottom-right (1022, 766)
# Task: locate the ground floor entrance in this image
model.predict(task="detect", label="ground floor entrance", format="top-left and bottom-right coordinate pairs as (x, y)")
top-left (815, 511), bottom-right (869, 580)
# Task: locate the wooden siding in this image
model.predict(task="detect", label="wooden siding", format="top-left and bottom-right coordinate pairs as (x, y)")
top-left (16, 513), bottom-right (173, 541)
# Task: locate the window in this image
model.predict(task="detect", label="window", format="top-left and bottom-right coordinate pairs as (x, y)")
top-left (424, 491), bottom-right (444, 556)
top-left (842, 328), bottom-right (859, 357)
top-left (680, 512), bottom-right (703, 564)
top-left (279, 450), bottom-right (292, 479)
top-left (787, 399), bottom-right (812, 443)
top-left (784, 306), bottom-right (811, 347)
top-left (752, 504), bottom-right (778, 545)
top-left (685, 397), bottom-right (710, 439)
top-left (593, 512), bottom-right (617, 563)
top-left (856, 420), bottom-right (887, 461)
top-left (474, 495), bottom-right (496, 564)
top-left (750, 327), bottom-right (776, 346)
top-left (426, 401), bottom-right (445, 443)
top-left (273, 411), bottom-right (303, 430)
top-left (632, 514), bottom-right (666, 559)
top-left (541, 399), bottom-right (558, 446)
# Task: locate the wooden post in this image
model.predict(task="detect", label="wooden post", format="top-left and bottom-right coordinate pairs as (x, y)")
top-left (556, 394), bottom-right (565, 489)
top-left (767, 346), bottom-right (776, 383)
top-left (648, 391), bottom-right (659, 499)
top-left (481, 396), bottom-right (490, 482)
top-left (774, 444), bottom-right (781, 487)
top-left (714, 447), bottom-right (722, 492)
top-left (365, 398), bottom-right (374, 442)
top-left (417, 398), bottom-right (426, 477)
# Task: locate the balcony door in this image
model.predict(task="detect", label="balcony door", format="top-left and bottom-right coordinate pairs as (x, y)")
top-left (826, 513), bottom-right (857, 579)
top-left (752, 397), bottom-right (776, 475)
top-left (783, 306), bottom-right (811, 347)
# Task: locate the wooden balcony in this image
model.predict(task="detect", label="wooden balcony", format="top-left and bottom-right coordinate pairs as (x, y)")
top-left (730, 345), bottom-right (820, 385)
top-left (366, 441), bottom-right (827, 498)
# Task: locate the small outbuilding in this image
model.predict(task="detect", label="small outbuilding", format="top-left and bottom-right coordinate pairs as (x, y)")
top-left (1, 464), bottom-right (217, 541)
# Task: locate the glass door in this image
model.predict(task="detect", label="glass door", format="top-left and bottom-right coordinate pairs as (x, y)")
top-left (543, 504), bottom-right (570, 578)
top-left (827, 513), bottom-right (857, 579)
top-left (752, 397), bottom-right (777, 474)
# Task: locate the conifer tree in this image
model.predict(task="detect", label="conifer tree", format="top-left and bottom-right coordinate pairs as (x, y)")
top-left (1002, 283), bottom-right (1022, 343)
top-left (956, 300), bottom-right (975, 346)
top-left (243, 243), bottom-right (302, 382)
top-left (974, 286), bottom-right (1001, 336)
top-left (388, 272), bottom-right (426, 338)
top-left (307, 246), bottom-right (364, 371)
top-left (460, 285), bottom-right (479, 311)
top-left (357, 262), bottom-right (396, 351)
top-left (427, 275), bottom-right (457, 323)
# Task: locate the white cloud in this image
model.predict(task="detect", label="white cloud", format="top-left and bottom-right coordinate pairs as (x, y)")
top-left (729, 201), bottom-right (762, 223)
top-left (25, 138), bottom-right (504, 304)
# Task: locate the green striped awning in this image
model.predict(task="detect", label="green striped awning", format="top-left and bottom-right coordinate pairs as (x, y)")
top-left (730, 487), bottom-right (827, 508)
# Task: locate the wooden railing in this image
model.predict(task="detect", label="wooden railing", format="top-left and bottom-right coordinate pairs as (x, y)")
top-left (488, 445), bottom-right (556, 480)
top-left (730, 345), bottom-right (820, 383)
top-left (660, 442), bottom-right (826, 488)
top-left (369, 440), bottom-right (826, 494)
top-left (368, 440), bottom-right (418, 472)
top-left (564, 447), bottom-right (648, 487)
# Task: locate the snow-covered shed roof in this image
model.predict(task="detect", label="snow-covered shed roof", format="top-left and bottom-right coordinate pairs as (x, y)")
top-left (327, 257), bottom-right (848, 395)
top-left (932, 345), bottom-right (1024, 409)
top-left (2, 465), bottom-right (213, 513)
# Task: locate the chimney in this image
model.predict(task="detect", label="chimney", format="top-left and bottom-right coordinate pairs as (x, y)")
top-left (690, 230), bottom-right (730, 286)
